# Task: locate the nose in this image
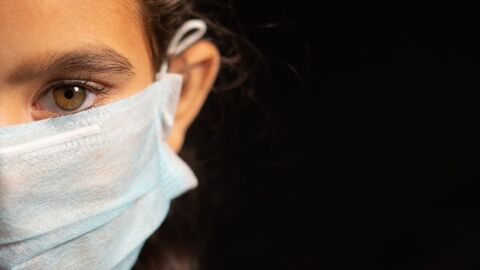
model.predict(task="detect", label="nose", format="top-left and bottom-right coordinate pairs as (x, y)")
top-left (0, 92), bottom-right (32, 127)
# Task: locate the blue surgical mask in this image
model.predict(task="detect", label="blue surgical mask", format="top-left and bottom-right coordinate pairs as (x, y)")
top-left (0, 19), bottom-right (207, 270)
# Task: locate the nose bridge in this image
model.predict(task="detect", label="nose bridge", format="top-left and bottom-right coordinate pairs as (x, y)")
top-left (0, 89), bottom-right (32, 127)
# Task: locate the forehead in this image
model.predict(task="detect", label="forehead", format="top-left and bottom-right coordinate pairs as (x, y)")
top-left (0, 0), bottom-right (146, 76)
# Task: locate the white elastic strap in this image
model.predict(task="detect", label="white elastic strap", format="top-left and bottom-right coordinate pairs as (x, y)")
top-left (156, 19), bottom-right (208, 80)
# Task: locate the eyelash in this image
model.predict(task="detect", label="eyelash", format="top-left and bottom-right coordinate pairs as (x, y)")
top-left (45, 80), bottom-right (109, 97)
top-left (45, 72), bottom-right (111, 92)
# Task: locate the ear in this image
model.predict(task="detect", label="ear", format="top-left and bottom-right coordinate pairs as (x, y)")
top-left (166, 40), bottom-right (221, 152)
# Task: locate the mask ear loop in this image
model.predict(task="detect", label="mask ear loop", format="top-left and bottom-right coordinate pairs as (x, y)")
top-left (156, 19), bottom-right (208, 81)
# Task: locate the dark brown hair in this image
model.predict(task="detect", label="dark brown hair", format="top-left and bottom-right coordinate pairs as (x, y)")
top-left (133, 0), bottom-right (259, 269)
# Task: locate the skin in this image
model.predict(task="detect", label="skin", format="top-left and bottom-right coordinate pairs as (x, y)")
top-left (0, 0), bottom-right (221, 152)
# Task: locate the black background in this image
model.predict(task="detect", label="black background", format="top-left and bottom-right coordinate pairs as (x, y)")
top-left (206, 4), bottom-right (480, 270)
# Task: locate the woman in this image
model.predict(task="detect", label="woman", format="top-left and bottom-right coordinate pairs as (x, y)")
top-left (0, 0), bottom-right (255, 269)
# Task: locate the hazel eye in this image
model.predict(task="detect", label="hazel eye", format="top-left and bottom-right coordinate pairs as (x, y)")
top-left (37, 80), bottom-right (104, 114)
top-left (53, 85), bottom-right (87, 111)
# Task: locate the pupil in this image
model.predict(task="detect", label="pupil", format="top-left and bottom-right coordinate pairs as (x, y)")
top-left (64, 88), bottom-right (76, 99)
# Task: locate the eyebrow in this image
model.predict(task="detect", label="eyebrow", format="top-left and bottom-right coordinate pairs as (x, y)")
top-left (8, 44), bottom-right (136, 84)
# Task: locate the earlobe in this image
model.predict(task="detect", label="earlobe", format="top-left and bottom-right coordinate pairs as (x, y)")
top-left (166, 40), bottom-right (221, 152)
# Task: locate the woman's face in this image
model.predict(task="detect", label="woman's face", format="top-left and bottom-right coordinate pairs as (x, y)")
top-left (0, 0), bottom-right (154, 126)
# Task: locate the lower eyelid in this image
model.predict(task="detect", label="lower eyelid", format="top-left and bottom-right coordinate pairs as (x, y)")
top-left (31, 109), bottom-right (60, 121)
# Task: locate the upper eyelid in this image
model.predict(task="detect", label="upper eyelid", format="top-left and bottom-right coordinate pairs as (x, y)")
top-left (41, 79), bottom-right (113, 96)
top-left (45, 79), bottom-right (103, 90)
